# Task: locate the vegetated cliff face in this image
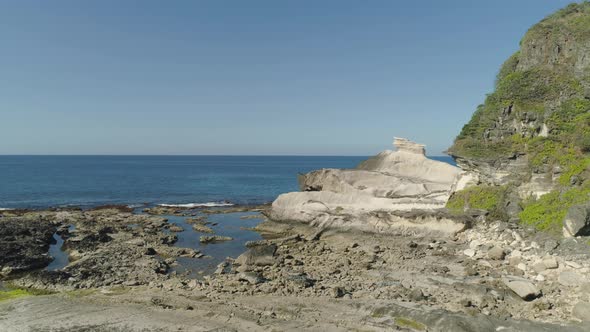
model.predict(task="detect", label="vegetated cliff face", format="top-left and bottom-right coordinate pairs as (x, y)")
top-left (447, 2), bottom-right (590, 235)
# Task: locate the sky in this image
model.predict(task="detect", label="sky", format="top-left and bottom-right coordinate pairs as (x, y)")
top-left (0, 0), bottom-right (578, 155)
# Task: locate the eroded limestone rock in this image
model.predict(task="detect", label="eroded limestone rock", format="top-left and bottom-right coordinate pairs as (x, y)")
top-left (270, 138), bottom-right (467, 237)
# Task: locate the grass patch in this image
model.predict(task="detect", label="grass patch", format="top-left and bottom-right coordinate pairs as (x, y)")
top-left (0, 287), bottom-right (52, 302)
top-left (519, 184), bottom-right (590, 233)
top-left (0, 289), bottom-right (32, 302)
top-left (559, 157), bottom-right (590, 185)
top-left (446, 185), bottom-right (508, 219)
top-left (394, 317), bottom-right (427, 331)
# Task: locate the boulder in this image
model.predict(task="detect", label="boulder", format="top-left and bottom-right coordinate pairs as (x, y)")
top-left (542, 256), bottom-right (558, 269)
top-left (238, 272), bottom-right (264, 285)
top-left (563, 204), bottom-right (590, 238)
top-left (502, 276), bottom-right (541, 301)
top-left (234, 244), bottom-right (277, 268)
top-left (214, 261), bottom-right (231, 275)
top-left (487, 246), bottom-right (506, 260)
top-left (269, 138), bottom-right (468, 237)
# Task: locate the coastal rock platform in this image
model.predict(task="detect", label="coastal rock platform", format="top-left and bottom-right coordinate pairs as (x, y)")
top-left (270, 138), bottom-right (469, 236)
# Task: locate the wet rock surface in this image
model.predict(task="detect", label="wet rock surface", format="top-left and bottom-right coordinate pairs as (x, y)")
top-left (0, 207), bottom-right (213, 289)
top-left (0, 218), bottom-right (57, 275)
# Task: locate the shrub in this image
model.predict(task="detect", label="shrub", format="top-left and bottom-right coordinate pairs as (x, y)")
top-left (447, 185), bottom-right (508, 219)
top-left (496, 51), bottom-right (520, 85)
top-left (519, 184), bottom-right (590, 233)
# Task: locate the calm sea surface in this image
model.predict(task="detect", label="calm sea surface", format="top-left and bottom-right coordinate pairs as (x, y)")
top-left (0, 155), bottom-right (455, 209)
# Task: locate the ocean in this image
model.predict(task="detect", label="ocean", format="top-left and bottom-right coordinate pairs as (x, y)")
top-left (0, 155), bottom-right (455, 209)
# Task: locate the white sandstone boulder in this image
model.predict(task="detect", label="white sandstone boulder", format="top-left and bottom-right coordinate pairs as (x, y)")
top-left (269, 138), bottom-right (469, 237)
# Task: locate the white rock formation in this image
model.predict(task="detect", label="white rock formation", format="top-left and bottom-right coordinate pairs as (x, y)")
top-left (269, 138), bottom-right (469, 237)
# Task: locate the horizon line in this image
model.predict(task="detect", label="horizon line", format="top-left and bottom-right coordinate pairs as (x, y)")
top-left (0, 154), bottom-right (453, 157)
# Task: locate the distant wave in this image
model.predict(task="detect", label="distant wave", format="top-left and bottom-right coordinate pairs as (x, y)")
top-left (0, 208), bottom-right (14, 211)
top-left (158, 202), bottom-right (234, 208)
top-left (126, 204), bottom-right (145, 209)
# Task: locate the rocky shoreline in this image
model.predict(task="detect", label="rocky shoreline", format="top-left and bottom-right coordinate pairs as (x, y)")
top-left (0, 198), bottom-right (589, 331)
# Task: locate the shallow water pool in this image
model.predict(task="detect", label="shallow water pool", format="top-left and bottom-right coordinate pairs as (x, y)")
top-left (164, 212), bottom-right (263, 277)
top-left (46, 225), bottom-right (75, 271)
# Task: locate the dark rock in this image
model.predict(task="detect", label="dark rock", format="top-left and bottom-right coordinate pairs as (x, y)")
top-left (0, 218), bottom-right (57, 274)
top-left (331, 286), bottom-right (345, 298)
top-left (461, 299), bottom-right (473, 307)
top-left (563, 204), bottom-right (590, 237)
top-left (215, 261), bottom-right (231, 275)
top-left (287, 273), bottom-right (315, 288)
top-left (234, 244), bottom-right (277, 268)
top-left (238, 272), bottom-right (264, 285)
top-left (199, 235), bottom-right (233, 244)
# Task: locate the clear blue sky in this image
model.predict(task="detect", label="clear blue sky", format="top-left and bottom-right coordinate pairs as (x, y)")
top-left (0, 0), bottom-right (576, 155)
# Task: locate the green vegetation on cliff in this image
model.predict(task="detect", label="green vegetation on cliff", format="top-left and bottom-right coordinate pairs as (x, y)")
top-left (451, 2), bottom-right (590, 162)
top-left (447, 2), bottom-right (590, 233)
top-left (519, 184), bottom-right (590, 234)
top-left (447, 185), bottom-right (508, 220)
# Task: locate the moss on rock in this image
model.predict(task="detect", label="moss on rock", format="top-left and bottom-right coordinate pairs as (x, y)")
top-left (394, 317), bottom-right (427, 331)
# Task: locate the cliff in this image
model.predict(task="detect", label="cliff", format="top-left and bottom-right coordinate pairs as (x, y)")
top-left (447, 2), bottom-right (590, 236)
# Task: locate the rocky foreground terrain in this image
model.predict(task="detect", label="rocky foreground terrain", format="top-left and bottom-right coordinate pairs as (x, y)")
top-left (0, 203), bottom-right (589, 331)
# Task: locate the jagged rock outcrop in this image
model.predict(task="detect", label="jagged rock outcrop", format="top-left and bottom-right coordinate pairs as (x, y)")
top-left (446, 3), bottom-right (590, 235)
top-left (270, 138), bottom-right (470, 236)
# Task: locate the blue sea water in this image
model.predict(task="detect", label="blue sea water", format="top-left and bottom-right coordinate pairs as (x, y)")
top-left (0, 155), bottom-right (455, 209)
